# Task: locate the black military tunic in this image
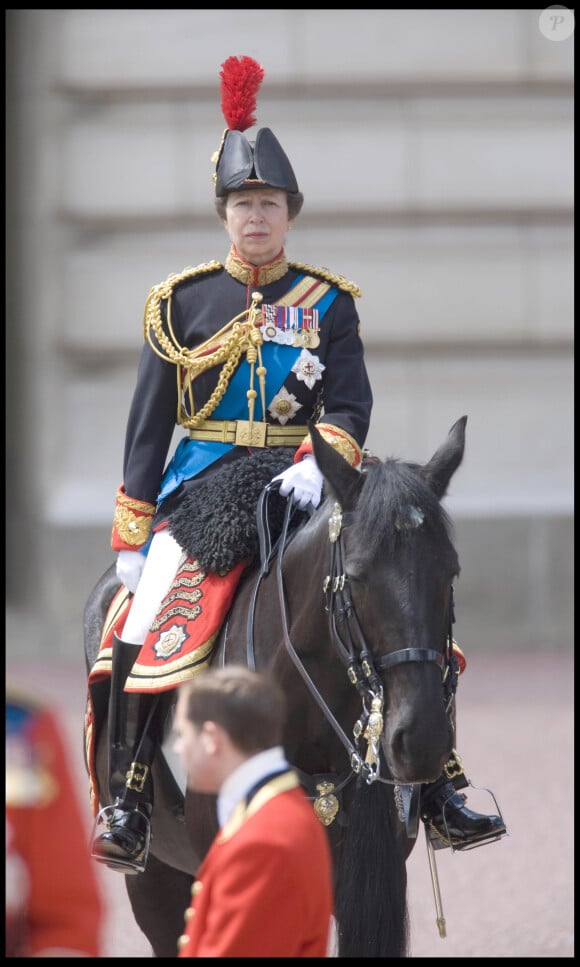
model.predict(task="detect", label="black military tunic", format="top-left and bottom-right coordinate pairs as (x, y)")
top-left (113, 247), bottom-right (373, 548)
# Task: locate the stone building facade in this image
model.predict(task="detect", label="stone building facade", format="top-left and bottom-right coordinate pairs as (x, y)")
top-left (6, 10), bottom-right (573, 655)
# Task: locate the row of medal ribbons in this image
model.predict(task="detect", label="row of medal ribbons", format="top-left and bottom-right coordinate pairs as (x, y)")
top-left (260, 305), bottom-right (320, 348)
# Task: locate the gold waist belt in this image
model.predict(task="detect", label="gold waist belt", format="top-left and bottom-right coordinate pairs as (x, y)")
top-left (188, 419), bottom-right (308, 448)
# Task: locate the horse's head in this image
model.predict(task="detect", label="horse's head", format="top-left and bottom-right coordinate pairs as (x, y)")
top-left (309, 418), bottom-right (467, 783)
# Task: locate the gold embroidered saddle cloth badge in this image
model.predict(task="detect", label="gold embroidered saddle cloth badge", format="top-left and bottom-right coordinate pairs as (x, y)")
top-left (85, 557), bottom-right (247, 815)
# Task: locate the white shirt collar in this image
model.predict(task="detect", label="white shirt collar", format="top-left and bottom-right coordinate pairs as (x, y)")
top-left (217, 746), bottom-right (289, 828)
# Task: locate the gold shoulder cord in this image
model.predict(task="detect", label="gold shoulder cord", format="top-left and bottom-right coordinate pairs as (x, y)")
top-left (288, 262), bottom-right (362, 299)
top-left (143, 264), bottom-right (266, 429)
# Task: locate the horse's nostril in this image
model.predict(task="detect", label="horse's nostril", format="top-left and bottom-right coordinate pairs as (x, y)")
top-left (388, 720), bottom-right (450, 783)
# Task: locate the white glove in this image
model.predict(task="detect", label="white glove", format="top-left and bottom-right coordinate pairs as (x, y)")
top-left (116, 549), bottom-right (146, 594)
top-left (272, 454), bottom-right (324, 510)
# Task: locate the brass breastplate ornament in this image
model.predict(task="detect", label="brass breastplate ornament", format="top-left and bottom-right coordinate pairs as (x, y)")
top-left (313, 780), bottom-right (340, 826)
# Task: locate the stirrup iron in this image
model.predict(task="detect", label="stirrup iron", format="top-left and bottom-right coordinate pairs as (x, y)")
top-left (90, 803), bottom-right (151, 874)
top-left (426, 780), bottom-right (507, 853)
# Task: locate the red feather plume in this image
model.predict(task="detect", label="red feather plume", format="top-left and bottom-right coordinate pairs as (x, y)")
top-left (219, 55), bottom-right (265, 132)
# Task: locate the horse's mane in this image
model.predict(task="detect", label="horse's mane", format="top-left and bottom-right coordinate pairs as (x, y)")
top-left (168, 448), bottom-right (455, 575)
top-left (352, 458), bottom-right (454, 559)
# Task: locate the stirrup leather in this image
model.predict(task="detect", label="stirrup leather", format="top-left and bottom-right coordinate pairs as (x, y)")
top-left (125, 760), bottom-right (149, 793)
top-left (442, 748), bottom-right (468, 788)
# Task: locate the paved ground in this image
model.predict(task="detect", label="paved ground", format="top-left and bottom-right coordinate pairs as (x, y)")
top-left (7, 647), bottom-right (574, 958)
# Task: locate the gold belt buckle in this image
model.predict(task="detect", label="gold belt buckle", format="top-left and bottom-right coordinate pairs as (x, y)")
top-left (234, 421), bottom-right (267, 447)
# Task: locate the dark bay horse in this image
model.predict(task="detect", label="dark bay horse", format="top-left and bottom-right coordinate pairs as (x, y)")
top-left (84, 417), bottom-right (467, 957)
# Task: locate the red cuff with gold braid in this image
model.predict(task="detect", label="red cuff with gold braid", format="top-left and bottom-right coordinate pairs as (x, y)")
top-left (294, 422), bottom-right (362, 468)
top-left (452, 639), bottom-right (467, 675)
top-left (111, 485), bottom-right (155, 551)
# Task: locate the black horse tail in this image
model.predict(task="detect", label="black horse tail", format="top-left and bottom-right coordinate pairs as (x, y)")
top-left (335, 777), bottom-right (410, 957)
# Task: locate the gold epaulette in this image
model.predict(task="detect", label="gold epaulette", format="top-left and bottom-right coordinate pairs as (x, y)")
top-left (142, 261), bottom-right (223, 340)
top-left (288, 261), bottom-right (361, 298)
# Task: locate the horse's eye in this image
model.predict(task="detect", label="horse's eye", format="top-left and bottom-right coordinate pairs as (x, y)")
top-left (347, 570), bottom-right (365, 586)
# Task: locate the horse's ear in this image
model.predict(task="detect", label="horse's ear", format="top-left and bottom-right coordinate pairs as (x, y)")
top-left (421, 415), bottom-right (467, 500)
top-left (308, 422), bottom-right (363, 508)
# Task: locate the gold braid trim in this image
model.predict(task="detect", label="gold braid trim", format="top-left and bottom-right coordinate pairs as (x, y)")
top-left (211, 127), bottom-right (228, 185)
top-left (141, 260), bottom-right (360, 433)
top-left (225, 248), bottom-right (289, 286)
top-left (144, 268), bottom-right (265, 429)
top-left (111, 487), bottom-right (155, 549)
top-left (142, 261), bottom-right (223, 342)
top-left (288, 262), bottom-right (361, 298)
top-left (298, 423), bottom-right (362, 468)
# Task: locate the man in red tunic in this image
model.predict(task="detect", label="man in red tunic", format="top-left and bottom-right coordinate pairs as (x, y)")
top-left (172, 666), bottom-right (334, 958)
top-left (6, 686), bottom-right (104, 958)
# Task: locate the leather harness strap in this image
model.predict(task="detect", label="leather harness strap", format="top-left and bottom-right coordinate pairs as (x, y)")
top-left (245, 485), bottom-right (458, 786)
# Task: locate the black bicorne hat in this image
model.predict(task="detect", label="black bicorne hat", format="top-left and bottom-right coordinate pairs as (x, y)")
top-left (212, 56), bottom-right (299, 197)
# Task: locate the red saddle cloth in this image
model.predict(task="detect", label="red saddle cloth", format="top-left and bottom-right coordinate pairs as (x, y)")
top-left (88, 557), bottom-right (247, 693)
top-left (84, 556), bottom-right (246, 815)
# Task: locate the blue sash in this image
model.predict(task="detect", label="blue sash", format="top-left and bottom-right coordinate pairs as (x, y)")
top-left (157, 278), bottom-right (338, 503)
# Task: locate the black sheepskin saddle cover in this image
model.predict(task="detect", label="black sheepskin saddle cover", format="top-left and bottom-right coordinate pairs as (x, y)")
top-left (168, 448), bottom-right (298, 574)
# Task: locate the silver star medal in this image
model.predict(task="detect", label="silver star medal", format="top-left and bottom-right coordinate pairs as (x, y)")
top-left (291, 349), bottom-right (326, 390)
top-left (268, 387), bottom-right (303, 425)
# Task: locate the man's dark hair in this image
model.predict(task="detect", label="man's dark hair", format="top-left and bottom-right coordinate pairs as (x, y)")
top-left (183, 666), bottom-right (286, 755)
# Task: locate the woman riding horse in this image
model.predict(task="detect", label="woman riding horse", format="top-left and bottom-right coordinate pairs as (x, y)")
top-left (90, 55), bottom-right (506, 875)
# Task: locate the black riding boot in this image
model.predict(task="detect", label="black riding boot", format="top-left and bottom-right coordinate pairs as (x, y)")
top-left (421, 749), bottom-right (507, 851)
top-left (91, 633), bottom-right (163, 874)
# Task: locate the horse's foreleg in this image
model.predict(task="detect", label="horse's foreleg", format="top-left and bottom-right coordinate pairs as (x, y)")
top-left (125, 852), bottom-right (193, 958)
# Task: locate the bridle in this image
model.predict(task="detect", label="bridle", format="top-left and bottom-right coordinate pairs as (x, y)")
top-left (248, 484), bottom-right (459, 793)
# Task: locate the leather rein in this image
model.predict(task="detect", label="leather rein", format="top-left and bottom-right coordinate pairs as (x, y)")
top-left (246, 483), bottom-right (459, 788)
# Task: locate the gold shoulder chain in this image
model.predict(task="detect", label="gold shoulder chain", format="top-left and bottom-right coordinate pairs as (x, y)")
top-left (288, 261), bottom-right (362, 298)
top-left (143, 272), bottom-right (265, 429)
top-left (142, 261), bottom-right (222, 345)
